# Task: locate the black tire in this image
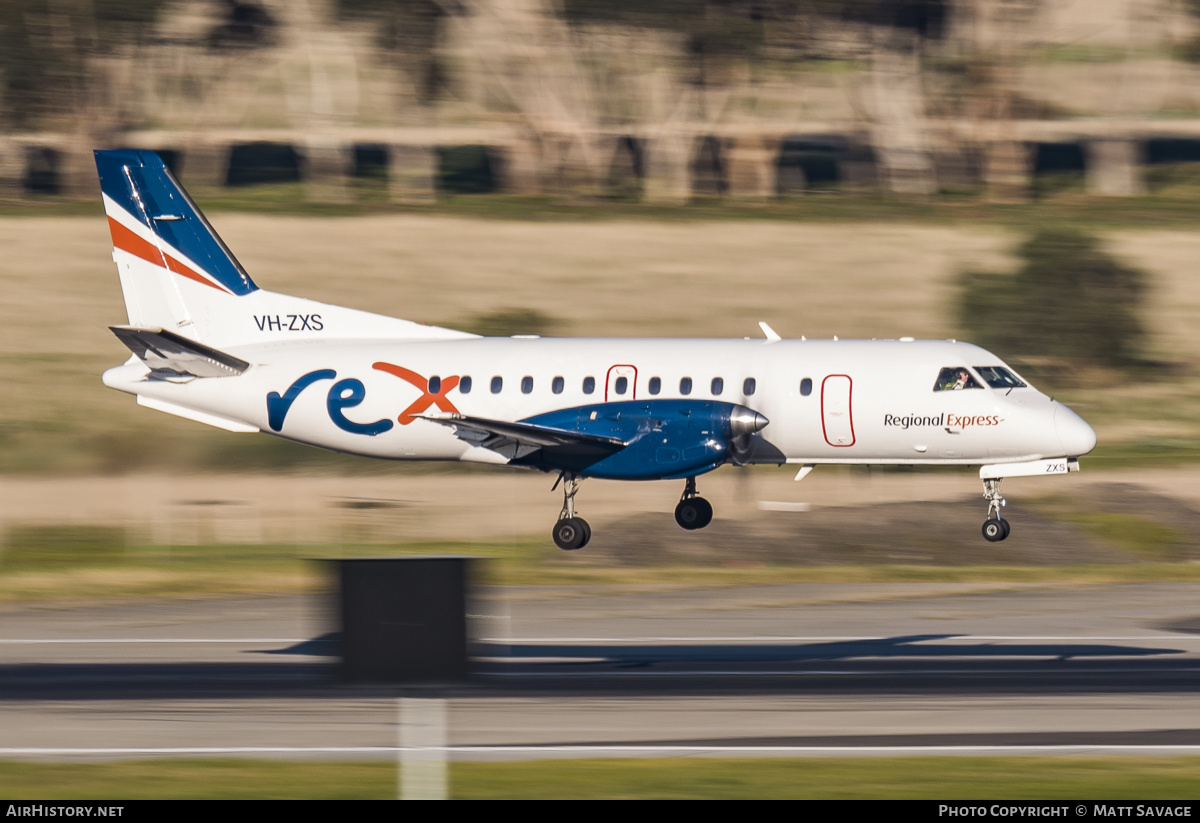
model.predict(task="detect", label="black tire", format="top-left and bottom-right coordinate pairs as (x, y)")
top-left (999, 518), bottom-right (1011, 540)
top-left (553, 517), bottom-right (587, 550)
top-left (982, 518), bottom-right (1006, 542)
top-left (578, 518), bottom-right (592, 548)
top-left (675, 497), bottom-right (714, 530)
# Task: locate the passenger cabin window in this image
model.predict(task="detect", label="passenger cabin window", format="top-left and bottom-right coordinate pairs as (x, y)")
top-left (614, 376), bottom-right (628, 395)
top-left (934, 367), bottom-right (982, 392)
top-left (648, 377), bottom-right (661, 395)
top-left (521, 376), bottom-right (533, 394)
top-left (428, 376), bottom-right (441, 394)
top-left (680, 377), bottom-right (693, 395)
top-left (552, 376), bottom-right (564, 394)
top-left (459, 376), bottom-right (472, 394)
top-left (711, 377), bottom-right (724, 395)
top-left (974, 366), bottom-right (1027, 389)
top-left (800, 378), bottom-right (812, 396)
top-left (743, 377), bottom-right (756, 396)
top-left (583, 376), bottom-right (596, 394)
top-left (491, 376), bottom-right (503, 394)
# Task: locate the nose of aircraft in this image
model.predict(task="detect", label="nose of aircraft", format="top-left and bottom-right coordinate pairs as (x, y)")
top-left (1054, 403), bottom-right (1097, 457)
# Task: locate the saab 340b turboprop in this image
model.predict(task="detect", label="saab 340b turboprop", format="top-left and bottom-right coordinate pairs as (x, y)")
top-left (95, 149), bottom-right (1097, 549)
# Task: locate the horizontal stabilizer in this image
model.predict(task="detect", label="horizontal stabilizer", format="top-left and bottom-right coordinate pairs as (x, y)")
top-left (110, 325), bottom-right (249, 379)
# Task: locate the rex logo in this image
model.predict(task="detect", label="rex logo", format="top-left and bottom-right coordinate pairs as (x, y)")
top-left (266, 363), bottom-right (461, 435)
top-left (372, 362), bottom-right (461, 424)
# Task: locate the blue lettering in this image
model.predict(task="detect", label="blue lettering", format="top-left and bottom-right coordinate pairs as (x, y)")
top-left (326, 378), bottom-right (394, 436)
top-left (266, 369), bottom-right (336, 431)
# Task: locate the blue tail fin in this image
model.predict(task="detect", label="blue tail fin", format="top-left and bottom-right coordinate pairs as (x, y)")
top-left (96, 148), bottom-right (477, 347)
top-left (95, 149), bottom-right (257, 296)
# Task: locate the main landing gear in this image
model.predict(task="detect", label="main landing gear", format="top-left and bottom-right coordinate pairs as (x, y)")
top-left (550, 474), bottom-right (716, 549)
top-left (551, 474), bottom-right (591, 550)
top-left (674, 476), bottom-right (713, 530)
top-left (981, 477), bottom-right (1011, 542)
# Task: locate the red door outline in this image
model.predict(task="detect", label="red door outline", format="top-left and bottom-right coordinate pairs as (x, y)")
top-left (605, 364), bottom-right (637, 402)
top-left (821, 374), bottom-right (856, 447)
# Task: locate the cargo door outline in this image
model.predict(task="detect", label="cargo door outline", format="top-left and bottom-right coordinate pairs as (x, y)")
top-left (605, 364), bottom-right (637, 401)
top-left (821, 374), bottom-right (855, 447)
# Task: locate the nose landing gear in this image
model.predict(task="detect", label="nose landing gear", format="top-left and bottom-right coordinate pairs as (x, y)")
top-left (551, 474), bottom-right (590, 550)
top-left (675, 476), bottom-right (713, 530)
top-left (981, 477), bottom-right (1010, 542)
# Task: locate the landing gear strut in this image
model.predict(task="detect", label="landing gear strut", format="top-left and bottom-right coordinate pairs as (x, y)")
top-left (551, 474), bottom-right (591, 550)
top-left (981, 477), bottom-right (1011, 542)
top-left (674, 476), bottom-right (713, 530)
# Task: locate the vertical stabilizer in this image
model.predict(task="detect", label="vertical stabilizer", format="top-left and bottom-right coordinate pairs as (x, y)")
top-left (96, 149), bottom-right (476, 347)
top-left (96, 149), bottom-right (257, 339)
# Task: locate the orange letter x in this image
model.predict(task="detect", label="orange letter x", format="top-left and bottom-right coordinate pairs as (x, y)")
top-left (373, 362), bottom-right (461, 425)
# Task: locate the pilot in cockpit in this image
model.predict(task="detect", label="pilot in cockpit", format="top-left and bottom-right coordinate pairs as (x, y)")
top-left (935, 367), bottom-right (981, 391)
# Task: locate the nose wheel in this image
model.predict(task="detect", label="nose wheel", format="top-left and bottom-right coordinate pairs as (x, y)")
top-left (675, 476), bottom-right (713, 530)
top-left (981, 478), bottom-right (1011, 542)
top-left (551, 474), bottom-right (591, 550)
top-left (982, 517), bottom-right (1010, 542)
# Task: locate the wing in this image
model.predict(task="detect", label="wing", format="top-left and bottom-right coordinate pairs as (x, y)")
top-left (416, 413), bottom-right (626, 468)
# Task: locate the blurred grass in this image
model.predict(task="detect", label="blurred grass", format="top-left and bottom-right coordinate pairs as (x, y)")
top-left (1, 756), bottom-right (1199, 799)
top-left (1057, 514), bottom-right (1187, 561)
top-left (4, 523), bottom-right (1200, 602)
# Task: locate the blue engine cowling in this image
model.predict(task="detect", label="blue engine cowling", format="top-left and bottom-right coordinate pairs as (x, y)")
top-left (514, 399), bottom-right (768, 480)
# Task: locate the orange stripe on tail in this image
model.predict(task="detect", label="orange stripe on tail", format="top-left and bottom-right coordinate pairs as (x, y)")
top-left (107, 216), bottom-right (227, 293)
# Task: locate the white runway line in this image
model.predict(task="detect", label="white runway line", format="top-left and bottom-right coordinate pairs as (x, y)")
top-left (4, 745), bottom-right (1200, 757)
top-left (483, 666), bottom-right (1200, 677)
top-left (0, 643), bottom-right (304, 647)
top-left (0, 635), bottom-right (1197, 644)
top-left (485, 635), bottom-right (1200, 643)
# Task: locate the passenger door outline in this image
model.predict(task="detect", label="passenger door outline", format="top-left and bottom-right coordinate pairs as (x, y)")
top-left (605, 364), bottom-right (637, 402)
top-left (821, 374), bottom-right (855, 447)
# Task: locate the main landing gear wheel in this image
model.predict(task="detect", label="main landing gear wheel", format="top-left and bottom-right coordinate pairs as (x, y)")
top-left (982, 518), bottom-right (1010, 542)
top-left (553, 516), bottom-right (591, 550)
top-left (551, 473), bottom-right (591, 550)
top-left (675, 497), bottom-right (713, 530)
top-left (675, 477), bottom-right (714, 530)
top-left (980, 478), bottom-right (1011, 542)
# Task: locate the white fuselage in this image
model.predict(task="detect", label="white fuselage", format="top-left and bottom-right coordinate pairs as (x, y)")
top-left (103, 336), bottom-right (1096, 473)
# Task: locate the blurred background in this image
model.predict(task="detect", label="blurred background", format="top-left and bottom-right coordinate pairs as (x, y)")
top-left (5, 0), bottom-right (1200, 202)
top-left (7, 0), bottom-right (1200, 801)
top-left (2, 0), bottom-right (1200, 600)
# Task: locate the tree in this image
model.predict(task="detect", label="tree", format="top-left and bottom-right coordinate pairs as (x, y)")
top-left (959, 228), bottom-right (1147, 368)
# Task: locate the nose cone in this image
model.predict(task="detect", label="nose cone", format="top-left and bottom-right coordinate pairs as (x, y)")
top-left (1055, 404), bottom-right (1097, 457)
top-left (729, 405), bottom-right (770, 438)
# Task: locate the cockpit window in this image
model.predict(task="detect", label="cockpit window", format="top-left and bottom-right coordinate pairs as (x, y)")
top-left (974, 366), bottom-right (1027, 389)
top-left (934, 366), bottom-right (982, 391)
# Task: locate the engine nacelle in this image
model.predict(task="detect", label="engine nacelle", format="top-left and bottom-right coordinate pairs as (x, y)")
top-left (519, 399), bottom-right (768, 480)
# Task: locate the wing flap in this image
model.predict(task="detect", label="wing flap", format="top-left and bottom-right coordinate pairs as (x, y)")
top-left (416, 413), bottom-right (626, 466)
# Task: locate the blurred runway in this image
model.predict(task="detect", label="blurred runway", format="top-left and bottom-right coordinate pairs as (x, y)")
top-left (3, 583), bottom-right (1200, 759)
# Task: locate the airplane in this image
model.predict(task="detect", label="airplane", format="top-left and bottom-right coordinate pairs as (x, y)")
top-left (94, 149), bottom-right (1097, 550)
